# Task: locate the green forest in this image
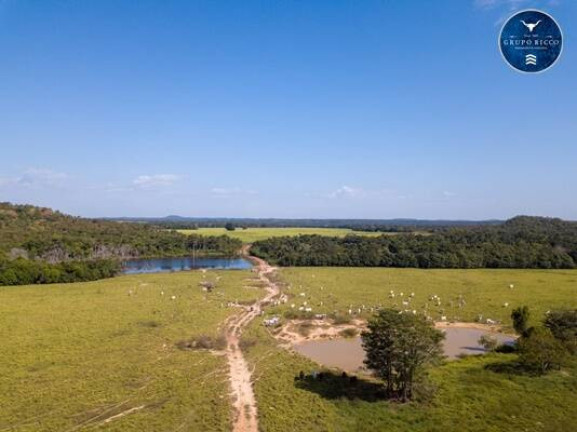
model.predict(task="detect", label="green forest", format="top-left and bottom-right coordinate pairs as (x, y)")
top-left (0, 203), bottom-right (241, 285)
top-left (251, 216), bottom-right (577, 269)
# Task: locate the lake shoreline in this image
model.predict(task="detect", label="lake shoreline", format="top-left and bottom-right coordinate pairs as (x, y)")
top-left (121, 255), bottom-right (253, 274)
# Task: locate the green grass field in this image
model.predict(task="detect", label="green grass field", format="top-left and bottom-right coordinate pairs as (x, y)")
top-left (242, 267), bottom-right (577, 432)
top-left (274, 267), bottom-right (577, 328)
top-left (0, 270), bottom-right (260, 432)
top-left (177, 227), bottom-right (384, 243)
top-left (3, 266), bottom-right (577, 431)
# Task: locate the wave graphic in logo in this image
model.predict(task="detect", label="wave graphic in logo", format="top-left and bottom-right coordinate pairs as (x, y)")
top-left (525, 54), bottom-right (537, 65)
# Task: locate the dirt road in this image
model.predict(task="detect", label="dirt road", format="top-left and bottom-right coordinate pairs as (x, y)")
top-left (225, 248), bottom-right (279, 432)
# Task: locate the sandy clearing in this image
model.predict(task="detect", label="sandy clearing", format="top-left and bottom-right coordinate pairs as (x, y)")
top-left (273, 318), bottom-right (515, 346)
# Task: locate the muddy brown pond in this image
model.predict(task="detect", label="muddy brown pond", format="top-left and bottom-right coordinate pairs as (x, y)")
top-left (293, 327), bottom-right (516, 372)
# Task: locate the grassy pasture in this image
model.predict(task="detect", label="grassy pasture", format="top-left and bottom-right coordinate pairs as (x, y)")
top-left (275, 267), bottom-right (577, 329)
top-left (2, 265), bottom-right (576, 432)
top-left (242, 267), bottom-right (577, 432)
top-left (177, 227), bottom-right (385, 243)
top-left (0, 270), bottom-right (260, 432)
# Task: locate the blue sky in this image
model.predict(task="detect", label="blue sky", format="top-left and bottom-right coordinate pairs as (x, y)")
top-left (0, 0), bottom-right (575, 219)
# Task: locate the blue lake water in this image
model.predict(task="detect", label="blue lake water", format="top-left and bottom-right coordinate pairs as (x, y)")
top-left (122, 256), bottom-right (252, 274)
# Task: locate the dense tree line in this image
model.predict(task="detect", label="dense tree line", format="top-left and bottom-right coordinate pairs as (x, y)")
top-left (251, 217), bottom-right (577, 269)
top-left (0, 203), bottom-right (242, 285)
top-left (112, 216), bottom-right (500, 231)
top-left (0, 259), bottom-right (121, 286)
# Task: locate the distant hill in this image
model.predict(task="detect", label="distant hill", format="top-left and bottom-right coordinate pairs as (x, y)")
top-left (164, 215), bottom-right (189, 221)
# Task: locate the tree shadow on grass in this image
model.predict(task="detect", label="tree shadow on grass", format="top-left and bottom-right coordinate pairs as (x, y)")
top-left (294, 371), bottom-right (387, 402)
top-left (460, 346), bottom-right (486, 353)
top-left (484, 360), bottom-right (534, 376)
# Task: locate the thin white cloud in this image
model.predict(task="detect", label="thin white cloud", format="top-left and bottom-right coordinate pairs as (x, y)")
top-left (211, 187), bottom-right (258, 196)
top-left (327, 185), bottom-right (365, 199)
top-left (133, 174), bottom-right (179, 188)
top-left (474, 0), bottom-right (534, 9)
top-left (0, 168), bottom-right (69, 188)
top-left (443, 191), bottom-right (457, 198)
top-left (474, 0), bottom-right (561, 24)
top-left (324, 186), bottom-right (398, 200)
top-left (18, 168), bottom-right (68, 186)
top-left (102, 183), bottom-right (133, 193)
top-left (475, 0), bottom-right (500, 8)
top-left (473, 0), bottom-right (561, 14)
top-left (0, 176), bottom-right (16, 187)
